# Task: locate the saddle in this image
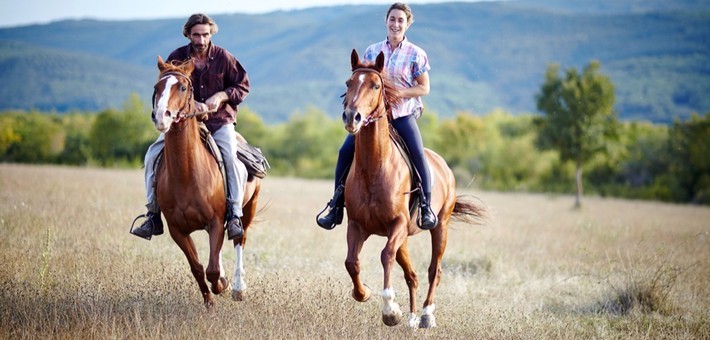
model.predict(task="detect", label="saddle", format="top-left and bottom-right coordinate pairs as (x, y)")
top-left (198, 123), bottom-right (270, 181)
top-left (153, 124), bottom-right (269, 202)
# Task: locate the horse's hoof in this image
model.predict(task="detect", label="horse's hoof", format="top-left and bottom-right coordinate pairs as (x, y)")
top-left (204, 300), bottom-right (215, 310)
top-left (407, 313), bottom-right (420, 328)
top-left (232, 290), bottom-right (245, 301)
top-left (419, 314), bottom-right (436, 328)
top-left (352, 284), bottom-right (371, 302)
top-left (212, 277), bottom-right (229, 295)
top-left (382, 313), bottom-right (401, 327)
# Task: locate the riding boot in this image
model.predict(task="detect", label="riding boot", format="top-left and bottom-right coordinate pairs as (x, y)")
top-left (317, 184), bottom-right (345, 230)
top-left (418, 192), bottom-right (438, 230)
top-left (226, 204), bottom-right (244, 240)
top-left (226, 216), bottom-right (244, 240)
top-left (130, 210), bottom-right (164, 240)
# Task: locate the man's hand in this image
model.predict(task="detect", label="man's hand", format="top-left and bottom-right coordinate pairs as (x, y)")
top-left (205, 91), bottom-right (228, 111)
top-left (195, 101), bottom-right (209, 113)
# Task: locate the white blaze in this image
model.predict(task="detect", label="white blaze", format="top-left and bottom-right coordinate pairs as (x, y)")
top-left (154, 75), bottom-right (178, 132)
top-left (351, 73), bottom-right (366, 104)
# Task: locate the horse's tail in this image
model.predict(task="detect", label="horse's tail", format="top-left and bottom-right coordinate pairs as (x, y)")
top-left (451, 195), bottom-right (489, 225)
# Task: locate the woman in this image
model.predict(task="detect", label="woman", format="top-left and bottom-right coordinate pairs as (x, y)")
top-left (317, 2), bottom-right (437, 230)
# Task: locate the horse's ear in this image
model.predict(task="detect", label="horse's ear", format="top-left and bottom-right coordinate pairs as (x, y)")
top-left (350, 49), bottom-right (360, 70)
top-left (374, 52), bottom-right (385, 73)
top-left (157, 55), bottom-right (167, 71)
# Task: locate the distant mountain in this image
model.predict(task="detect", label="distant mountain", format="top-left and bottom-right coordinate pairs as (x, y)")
top-left (0, 1), bottom-right (708, 123)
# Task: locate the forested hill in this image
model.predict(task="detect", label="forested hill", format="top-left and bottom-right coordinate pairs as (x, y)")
top-left (0, 0), bottom-right (708, 123)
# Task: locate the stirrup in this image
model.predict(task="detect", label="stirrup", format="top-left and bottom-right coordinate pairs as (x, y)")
top-left (417, 204), bottom-right (438, 230)
top-left (130, 213), bottom-right (149, 234)
top-left (316, 184), bottom-right (345, 229)
top-left (316, 201), bottom-right (341, 230)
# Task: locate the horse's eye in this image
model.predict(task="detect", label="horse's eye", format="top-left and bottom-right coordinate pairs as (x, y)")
top-left (374, 84), bottom-right (381, 90)
top-left (345, 81), bottom-right (352, 88)
top-left (181, 85), bottom-right (187, 92)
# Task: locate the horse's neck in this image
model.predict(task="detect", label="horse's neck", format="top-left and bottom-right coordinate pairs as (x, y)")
top-left (163, 120), bottom-right (205, 176)
top-left (354, 118), bottom-right (394, 174)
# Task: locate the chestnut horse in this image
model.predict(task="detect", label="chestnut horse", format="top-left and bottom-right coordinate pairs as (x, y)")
top-left (152, 56), bottom-right (261, 307)
top-left (341, 50), bottom-right (487, 328)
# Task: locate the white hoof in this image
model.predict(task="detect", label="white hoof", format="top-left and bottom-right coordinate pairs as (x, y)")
top-left (231, 289), bottom-right (245, 301)
top-left (407, 313), bottom-right (420, 328)
top-left (382, 306), bottom-right (402, 326)
top-left (419, 304), bottom-right (436, 328)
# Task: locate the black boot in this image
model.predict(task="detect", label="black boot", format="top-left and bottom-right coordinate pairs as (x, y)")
top-left (418, 194), bottom-right (438, 230)
top-left (130, 211), bottom-right (164, 240)
top-left (316, 184), bottom-right (344, 230)
top-left (226, 216), bottom-right (244, 240)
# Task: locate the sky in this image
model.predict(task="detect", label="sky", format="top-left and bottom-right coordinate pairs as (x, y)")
top-left (0, 0), bottom-right (484, 28)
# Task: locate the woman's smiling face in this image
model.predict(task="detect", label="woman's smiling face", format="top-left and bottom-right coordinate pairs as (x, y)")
top-left (386, 8), bottom-right (410, 43)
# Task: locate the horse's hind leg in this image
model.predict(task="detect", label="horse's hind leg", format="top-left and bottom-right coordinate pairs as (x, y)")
top-left (232, 181), bottom-right (260, 301)
top-left (396, 238), bottom-right (420, 327)
top-left (169, 230), bottom-right (213, 307)
top-left (420, 221), bottom-right (449, 328)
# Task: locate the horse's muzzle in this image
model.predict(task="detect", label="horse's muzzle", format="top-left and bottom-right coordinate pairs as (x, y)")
top-left (343, 109), bottom-right (362, 134)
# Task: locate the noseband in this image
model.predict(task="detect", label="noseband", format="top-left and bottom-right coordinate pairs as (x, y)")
top-left (152, 71), bottom-right (197, 121)
top-left (348, 68), bottom-right (387, 126)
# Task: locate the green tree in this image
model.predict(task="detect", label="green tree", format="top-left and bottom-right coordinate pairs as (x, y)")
top-left (58, 113), bottom-right (95, 165)
top-left (89, 94), bottom-right (155, 166)
top-left (2, 112), bottom-right (63, 163)
top-left (535, 60), bottom-right (618, 208)
top-left (267, 107), bottom-right (342, 178)
top-left (0, 114), bottom-right (22, 157)
top-left (668, 113), bottom-right (710, 204)
top-left (236, 107), bottom-right (268, 146)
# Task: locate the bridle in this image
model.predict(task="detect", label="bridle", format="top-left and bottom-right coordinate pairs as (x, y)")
top-left (348, 67), bottom-right (388, 126)
top-left (152, 71), bottom-right (198, 121)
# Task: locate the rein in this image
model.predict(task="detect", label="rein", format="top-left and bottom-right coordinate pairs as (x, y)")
top-left (350, 68), bottom-right (387, 126)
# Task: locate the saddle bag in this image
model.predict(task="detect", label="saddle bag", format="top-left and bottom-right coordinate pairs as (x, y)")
top-left (237, 141), bottom-right (270, 179)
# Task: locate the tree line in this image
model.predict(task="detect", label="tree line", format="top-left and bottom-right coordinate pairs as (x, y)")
top-left (1, 63), bottom-right (708, 206)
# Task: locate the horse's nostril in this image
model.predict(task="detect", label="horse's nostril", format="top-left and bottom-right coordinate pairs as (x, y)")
top-left (355, 113), bottom-right (361, 123)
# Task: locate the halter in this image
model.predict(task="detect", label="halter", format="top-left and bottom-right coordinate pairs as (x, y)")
top-left (350, 67), bottom-right (388, 126)
top-left (152, 71), bottom-right (198, 121)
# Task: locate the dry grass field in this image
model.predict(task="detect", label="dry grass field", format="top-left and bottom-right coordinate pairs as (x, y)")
top-left (1, 163), bottom-right (708, 339)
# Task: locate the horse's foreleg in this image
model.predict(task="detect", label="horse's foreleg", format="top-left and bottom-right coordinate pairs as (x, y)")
top-left (345, 223), bottom-right (370, 302)
top-left (380, 223), bottom-right (408, 327)
top-left (395, 239), bottom-right (420, 327)
top-left (231, 242), bottom-right (246, 301)
top-left (170, 229), bottom-right (213, 307)
top-left (206, 220), bottom-right (228, 296)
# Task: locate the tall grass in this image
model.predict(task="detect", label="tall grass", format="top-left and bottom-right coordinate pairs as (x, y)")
top-left (0, 164), bottom-right (708, 339)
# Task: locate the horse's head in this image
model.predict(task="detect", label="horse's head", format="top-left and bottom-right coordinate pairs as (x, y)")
top-left (152, 56), bottom-right (196, 133)
top-left (342, 49), bottom-right (399, 135)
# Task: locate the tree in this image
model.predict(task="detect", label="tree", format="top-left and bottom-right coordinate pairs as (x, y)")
top-left (535, 60), bottom-right (618, 208)
top-left (668, 113), bottom-right (710, 204)
top-left (89, 94), bottom-right (155, 166)
top-left (2, 112), bottom-right (62, 163)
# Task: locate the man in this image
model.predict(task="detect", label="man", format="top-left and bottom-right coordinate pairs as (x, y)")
top-left (131, 13), bottom-right (250, 240)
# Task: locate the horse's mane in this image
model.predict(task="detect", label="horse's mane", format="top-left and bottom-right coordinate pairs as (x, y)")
top-left (343, 61), bottom-right (402, 119)
top-left (159, 59), bottom-right (193, 78)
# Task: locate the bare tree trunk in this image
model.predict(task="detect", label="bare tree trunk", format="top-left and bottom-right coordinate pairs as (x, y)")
top-left (574, 164), bottom-right (583, 209)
